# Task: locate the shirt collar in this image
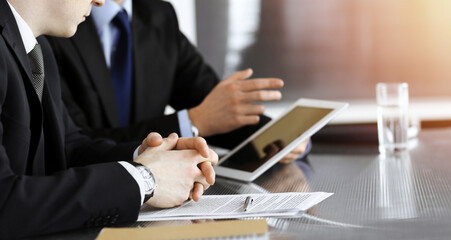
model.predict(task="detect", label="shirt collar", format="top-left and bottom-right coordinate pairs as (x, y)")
top-left (7, 1), bottom-right (37, 54)
top-left (91, 0), bottom-right (133, 33)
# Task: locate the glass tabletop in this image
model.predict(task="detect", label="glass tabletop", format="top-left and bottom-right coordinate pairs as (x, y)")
top-left (35, 128), bottom-right (451, 239)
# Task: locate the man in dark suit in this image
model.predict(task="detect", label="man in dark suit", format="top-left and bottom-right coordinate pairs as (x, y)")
top-left (47, 0), bottom-right (310, 161)
top-left (0, 0), bottom-right (217, 238)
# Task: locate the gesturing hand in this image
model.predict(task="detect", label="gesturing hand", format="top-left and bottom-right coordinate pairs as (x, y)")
top-left (188, 69), bottom-right (283, 137)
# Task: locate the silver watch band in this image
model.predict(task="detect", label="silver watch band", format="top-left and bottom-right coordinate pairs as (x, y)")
top-left (129, 162), bottom-right (156, 203)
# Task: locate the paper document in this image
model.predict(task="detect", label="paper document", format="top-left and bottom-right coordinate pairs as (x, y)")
top-left (138, 192), bottom-right (332, 221)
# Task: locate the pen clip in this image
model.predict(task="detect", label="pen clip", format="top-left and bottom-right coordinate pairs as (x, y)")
top-left (244, 196), bottom-right (253, 212)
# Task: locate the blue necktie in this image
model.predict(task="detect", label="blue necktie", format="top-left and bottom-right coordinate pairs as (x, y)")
top-left (111, 10), bottom-right (132, 126)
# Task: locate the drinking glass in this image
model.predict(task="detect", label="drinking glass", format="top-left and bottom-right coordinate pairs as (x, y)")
top-left (376, 82), bottom-right (409, 154)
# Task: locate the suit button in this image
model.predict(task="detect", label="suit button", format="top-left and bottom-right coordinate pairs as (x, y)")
top-left (110, 214), bottom-right (119, 225)
top-left (94, 217), bottom-right (103, 227)
top-left (86, 218), bottom-right (95, 228)
top-left (103, 216), bottom-right (111, 226)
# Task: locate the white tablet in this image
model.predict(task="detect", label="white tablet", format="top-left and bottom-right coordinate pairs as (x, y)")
top-left (214, 98), bottom-right (348, 182)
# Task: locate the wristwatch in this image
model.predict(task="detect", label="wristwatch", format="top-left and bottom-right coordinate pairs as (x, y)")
top-left (129, 162), bottom-right (156, 203)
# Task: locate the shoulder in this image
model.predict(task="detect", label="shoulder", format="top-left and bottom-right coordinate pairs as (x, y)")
top-left (134, 0), bottom-right (174, 12)
top-left (133, 0), bottom-right (178, 25)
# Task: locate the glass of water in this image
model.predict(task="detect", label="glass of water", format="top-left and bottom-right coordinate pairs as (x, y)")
top-left (376, 82), bottom-right (409, 154)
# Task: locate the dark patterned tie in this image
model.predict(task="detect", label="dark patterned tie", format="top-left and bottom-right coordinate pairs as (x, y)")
top-left (111, 10), bottom-right (132, 126)
top-left (27, 43), bottom-right (44, 101)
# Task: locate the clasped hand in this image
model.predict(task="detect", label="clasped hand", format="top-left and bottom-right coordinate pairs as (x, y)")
top-left (135, 132), bottom-right (218, 208)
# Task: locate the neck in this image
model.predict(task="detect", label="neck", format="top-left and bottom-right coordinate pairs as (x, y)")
top-left (114, 0), bottom-right (125, 6)
top-left (8, 0), bottom-right (43, 37)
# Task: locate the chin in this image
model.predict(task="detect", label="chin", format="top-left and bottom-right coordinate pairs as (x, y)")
top-left (54, 27), bottom-right (78, 38)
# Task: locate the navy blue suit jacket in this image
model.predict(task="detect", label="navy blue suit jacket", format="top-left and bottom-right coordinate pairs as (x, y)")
top-left (47, 0), bottom-right (270, 150)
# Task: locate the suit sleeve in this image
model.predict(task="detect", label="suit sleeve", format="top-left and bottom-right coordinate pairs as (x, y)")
top-left (65, 92), bottom-right (182, 143)
top-left (0, 157), bottom-right (141, 238)
top-left (162, 3), bottom-right (278, 150)
top-left (47, 35), bottom-right (182, 143)
top-left (59, 66), bottom-right (181, 141)
top-left (82, 113), bottom-right (181, 142)
top-left (0, 41), bottom-right (141, 239)
top-left (165, 2), bottom-right (220, 111)
top-left (206, 114), bottom-right (272, 149)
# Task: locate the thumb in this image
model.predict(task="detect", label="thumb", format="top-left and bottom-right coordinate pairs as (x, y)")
top-left (146, 132), bottom-right (164, 147)
top-left (224, 68), bottom-right (253, 82)
top-left (139, 132), bottom-right (163, 155)
top-left (149, 132), bottom-right (179, 151)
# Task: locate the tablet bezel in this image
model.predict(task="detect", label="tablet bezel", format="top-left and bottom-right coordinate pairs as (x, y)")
top-left (214, 98), bottom-right (348, 182)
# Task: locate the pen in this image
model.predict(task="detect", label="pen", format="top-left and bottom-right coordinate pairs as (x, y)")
top-left (244, 196), bottom-right (253, 212)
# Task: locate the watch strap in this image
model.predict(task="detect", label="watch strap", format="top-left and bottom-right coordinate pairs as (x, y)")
top-left (128, 162), bottom-right (155, 203)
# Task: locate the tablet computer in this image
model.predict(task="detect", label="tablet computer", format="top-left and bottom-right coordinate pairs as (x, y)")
top-left (214, 98), bottom-right (348, 182)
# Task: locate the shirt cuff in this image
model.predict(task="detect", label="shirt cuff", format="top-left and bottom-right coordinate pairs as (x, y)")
top-left (177, 109), bottom-right (194, 138)
top-left (118, 161), bottom-right (145, 205)
top-left (133, 146), bottom-right (139, 159)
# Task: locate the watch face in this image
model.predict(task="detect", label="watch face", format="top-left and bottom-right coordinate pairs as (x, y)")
top-left (138, 166), bottom-right (155, 193)
top-left (144, 180), bottom-right (154, 193)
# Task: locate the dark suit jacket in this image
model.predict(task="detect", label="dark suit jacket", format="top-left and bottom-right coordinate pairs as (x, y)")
top-left (0, 1), bottom-right (141, 238)
top-left (47, 0), bottom-right (269, 150)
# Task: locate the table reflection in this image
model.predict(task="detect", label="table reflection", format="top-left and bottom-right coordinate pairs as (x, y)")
top-left (378, 151), bottom-right (417, 219)
top-left (34, 129), bottom-right (451, 240)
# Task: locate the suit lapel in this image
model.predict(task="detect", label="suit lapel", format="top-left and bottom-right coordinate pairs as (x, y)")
top-left (0, 2), bottom-right (39, 104)
top-left (71, 17), bottom-right (119, 126)
top-left (0, 1), bottom-right (44, 174)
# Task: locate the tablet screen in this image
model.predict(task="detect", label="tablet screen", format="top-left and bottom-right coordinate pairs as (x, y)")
top-left (219, 106), bottom-right (333, 172)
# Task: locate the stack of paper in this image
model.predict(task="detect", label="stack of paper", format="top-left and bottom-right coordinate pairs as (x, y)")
top-left (138, 192), bottom-right (333, 221)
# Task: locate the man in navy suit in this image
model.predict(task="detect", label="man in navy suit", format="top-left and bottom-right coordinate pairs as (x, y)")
top-left (48, 0), bottom-right (310, 163)
top-left (0, 0), bottom-right (217, 238)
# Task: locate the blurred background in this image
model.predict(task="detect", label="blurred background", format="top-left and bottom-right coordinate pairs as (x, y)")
top-left (166, 0), bottom-right (451, 127)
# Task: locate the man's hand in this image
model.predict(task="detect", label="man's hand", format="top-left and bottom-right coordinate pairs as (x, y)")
top-left (135, 133), bottom-right (218, 208)
top-left (138, 132), bottom-right (209, 158)
top-left (138, 132), bottom-right (213, 200)
top-left (188, 69), bottom-right (283, 137)
top-left (262, 139), bottom-right (310, 164)
top-left (279, 139), bottom-right (309, 164)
